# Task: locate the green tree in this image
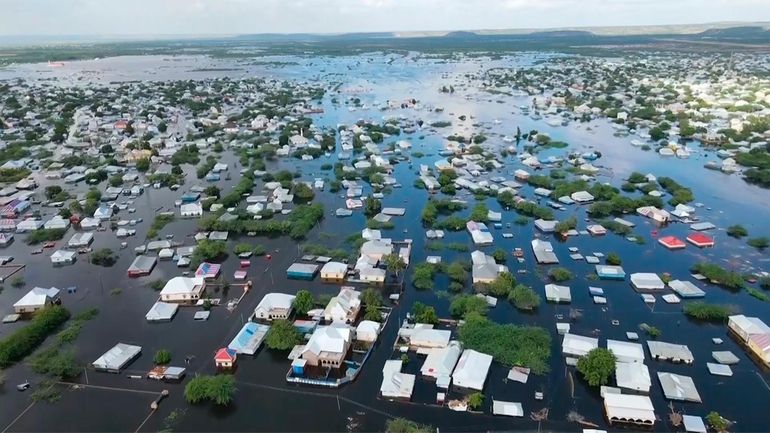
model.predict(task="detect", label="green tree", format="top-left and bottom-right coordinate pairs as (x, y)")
top-left (469, 203), bottom-right (489, 222)
top-left (292, 290), bottom-right (314, 316)
top-left (385, 418), bottom-right (433, 433)
top-left (292, 182), bottom-right (315, 202)
top-left (364, 197), bottom-right (381, 217)
top-left (135, 158), bottom-right (150, 172)
top-left (412, 302), bottom-right (438, 325)
top-left (576, 348), bottom-right (616, 387)
top-left (548, 267), bottom-right (573, 282)
top-left (509, 284), bottom-right (541, 310)
top-left (184, 375), bottom-right (236, 406)
top-left (492, 248), bottom-right (506, 263)
top-left (109, 174), bottom-right (123, 187)
top-left (383, 254), bottom-right (407, 278)
top-left (449, 295), bottom-right (488, 318)
top-left (488, 272), bottom-right (515, 297)
top-left (154, 349), bottom-right (171, 365)
top-left (264, 319), bottom-right (301, 350)
top-left (421, 201), bottom-right (438, 226)
top-left (748, 237), bottom-right (770, 250)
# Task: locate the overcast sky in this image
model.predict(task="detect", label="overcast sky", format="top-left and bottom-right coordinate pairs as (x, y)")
top-left (0, 0), bottom-right (768, 36)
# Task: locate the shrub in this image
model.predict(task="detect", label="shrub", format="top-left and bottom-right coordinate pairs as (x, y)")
top-left (412, 302), bottom-right (438, 325)
top-left (467, 392), bottom-right (484, 410)
top-left (25, 228), bottom-right (67, 245)
top-left (605, 253), bottom-right (622, 266)
top-left (726, 224), bottom-right (748, 238)
top-left (747, 237), bottom-right (770, 250)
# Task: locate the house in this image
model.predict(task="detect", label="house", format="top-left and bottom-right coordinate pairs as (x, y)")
top-left (466, 221), bottom-right (493, 245)
top-left (630, 273), bottom-right (665, 291)
top-left (13, 287), bottom-right (60, 314)
top-left (0, 232), bottom-right (13, 246)
top-left (93, 205), bottom-right (114, 221)
top-left (320, 261), bottom-right (347, 281)
top-left (607, 340), bottom-right (645, 363)
top-left (587, 224), bottom-right (607, 236)
top-left (160, 277), bottom-right (206, 303)
top-left (44, 215), bottom-right (70, 230)
top-left (127, 255), bottom-right (156, 277)
top-left (16, 218), bottom-right (43, 233)
top-left (380, 359), bottom-right (415, 400)
top-left (253, 293), bottom-right (295, 321)
top-left (657, 372), bottom-right (702, 403)
top-left (637, 206), bottom-right (670, 223)
top-left (658, 236), bottom-right (686, 250)
top-left (545, 284), bottom-right (571, 303)
top-left (67, 232), bottom-right (94, 248)
top-left (93, 343), bottom-right (142, 373)
top-left (323, 287), bottom-right (361, 323)
top-left (604, 393), bottom-right (655, 427)
top-left (471, 250), bottom-right (508, 284)
top-left (452, 349), bottom-right (493, 391)
top-left (531, 239), bottom-right (558, 264)
top-left (180, 202), bottom-right (203, 218)
top-left (145, 302), bottom-right (179, 322)
top-left (615, 362), bottom-right (652, 393)
top-left (286, 263), bottom-right (319, 280)
top-left (562, 333), bottom-right (598, 358)
top-left (195, 262), bottom-right (221, 279)
top-left (360, 239), bottom-right (393, 261)
top-left (668, 280), bottom-right (705, 298)
top-left (728, 315), bottom-right (770, 342)
top-left (686, 233), bottom-right (714, 248)
top-left (79, 217), bottom-right (101, 230)
top-left (301, 325), bottom-right (352, 368)
top-left (50, 249), bottom-right (77, 265)
top-left (355, 320), bottom-right (381, 342)
top-left (570, 191), bottom-right (594, 203)
top-left (595, 265), bottom-right (626, 280)
top-left (420, 341), bottom-right (462, 380)
top-left (214, 347), bottom-right (237, 369)
top-left (399, 324), bottom-right (451, 349)
top-left (228, 322), bottom-right (270, 355)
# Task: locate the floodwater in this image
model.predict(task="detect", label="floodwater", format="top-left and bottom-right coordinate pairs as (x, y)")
top-left (0, 53), bottom-right (769, 432)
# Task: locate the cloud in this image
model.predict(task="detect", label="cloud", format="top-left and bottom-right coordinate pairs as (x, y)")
top-left (0, 0), bottom-right (766, 35)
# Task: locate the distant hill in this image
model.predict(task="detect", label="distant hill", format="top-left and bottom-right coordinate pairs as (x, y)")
top-left (697, 26), bottom-right (770, 40)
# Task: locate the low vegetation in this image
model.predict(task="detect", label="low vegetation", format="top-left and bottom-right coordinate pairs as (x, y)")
top-left (265, 319), bottom-right (302, 350)
top-left (683, 302), bottom-right (735, 322)
top-left (0, 306), bottom-right (70, 368)
top-left (458, 313), bottom-right (551, 375)
top-left (691, 262), bottom-right (744, 290)
top-left (509, 284), bottom-right (541, 310)
top-left (25, 228), bottom-right (67, 245)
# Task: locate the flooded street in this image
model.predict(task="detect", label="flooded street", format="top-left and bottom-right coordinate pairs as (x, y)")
top-left (1, 52), bottom-right (769, 432)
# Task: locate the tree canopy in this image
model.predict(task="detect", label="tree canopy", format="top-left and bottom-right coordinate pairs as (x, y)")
top-left (576, 348), bottom-right (616, 387)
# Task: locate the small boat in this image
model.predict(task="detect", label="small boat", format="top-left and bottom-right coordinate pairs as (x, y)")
top-left (31, 249), bottom-right (43, 255)
top-left (16, 381), bottom-right (30, 392)
top-left (42, 241), bottom-right (56, 248)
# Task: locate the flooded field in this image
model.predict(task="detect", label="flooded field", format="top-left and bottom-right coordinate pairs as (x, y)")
top-left (0, 53), bottom-right (769, 432)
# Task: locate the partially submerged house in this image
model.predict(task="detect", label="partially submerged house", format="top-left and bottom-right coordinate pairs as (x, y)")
top-left (420, 341), bottom-right (462, 381)
top-left (452, 349), bottom-right (493, 391)
top-left (380, 359), bottom-right (415, 400)
top-left (562, 333), bottom-right (598, 358)
top-left (160, 277), bottom-right (206, 303)
top-left (127, 255), bottom-right (156, 277)
top-left (13, 287), bottom-right (60, 314)
top-left (145, 301), bottom-right (179, 322)
top-left (93, 343), bottom-right (142, 373)
top-left (531, 239), bottom-right (558, 264)
top-left (603, 393), bottom-right (655, 427)
top-left (471, 250), bottom-right (508, 284)
top-left (323, 287), bottom-right (361, 323)
top-left (253, 293), bottom-right (295, 321)
top-left (301, 325), bottom-right (352, 368)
